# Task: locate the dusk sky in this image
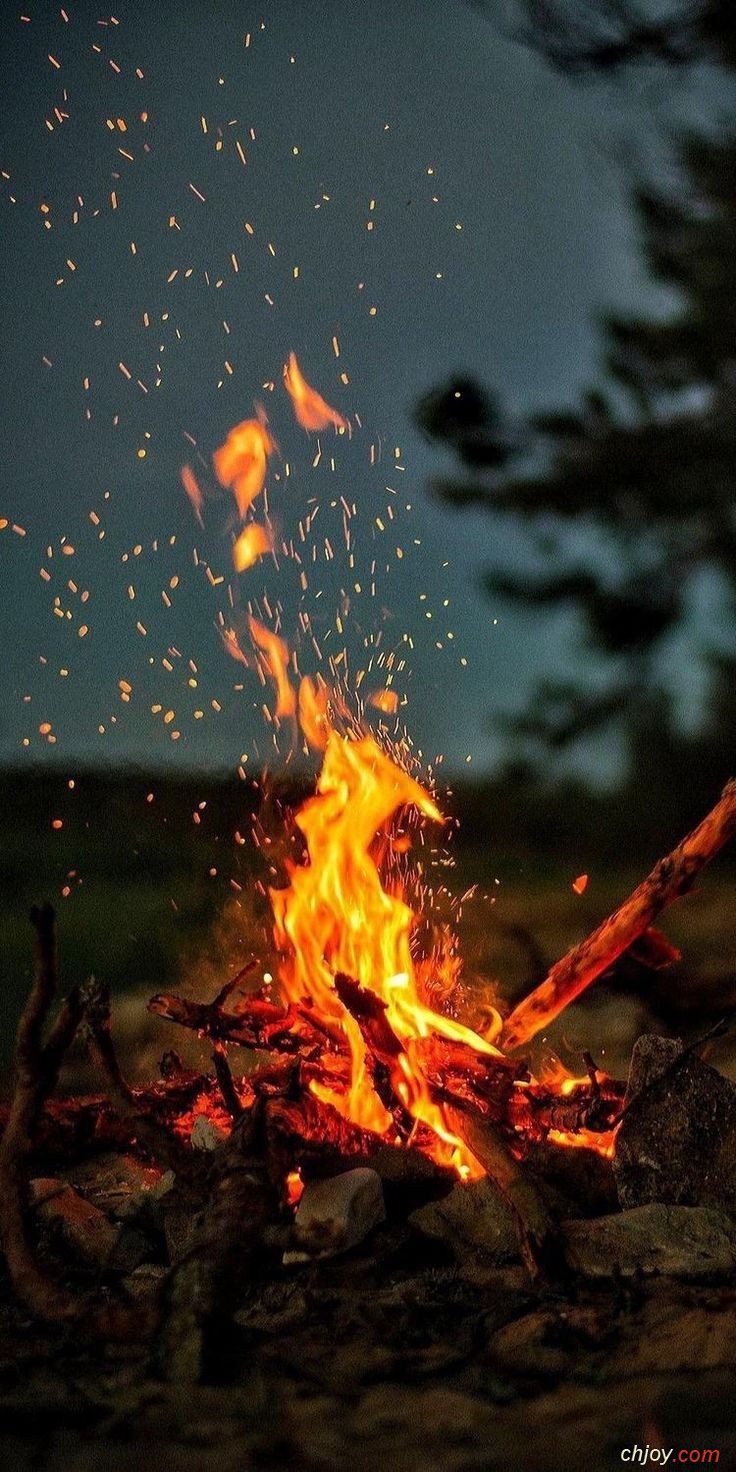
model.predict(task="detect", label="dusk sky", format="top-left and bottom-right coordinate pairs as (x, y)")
top-left (1, 0), bottom-right (667, 778)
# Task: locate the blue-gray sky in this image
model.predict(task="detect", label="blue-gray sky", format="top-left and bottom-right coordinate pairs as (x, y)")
top-left (1, 0), bottom-right (661, 776)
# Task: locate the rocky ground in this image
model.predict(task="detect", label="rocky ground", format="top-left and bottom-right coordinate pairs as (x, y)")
top-left (1, 1219), bottom-right (736, 1472)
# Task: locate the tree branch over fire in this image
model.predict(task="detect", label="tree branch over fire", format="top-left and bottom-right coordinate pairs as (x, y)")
top-left (501, 777), bottom-right (736, 1051)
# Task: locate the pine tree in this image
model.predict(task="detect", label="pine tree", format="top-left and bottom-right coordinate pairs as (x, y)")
top-left (418, 12), bottom-right (736, 787)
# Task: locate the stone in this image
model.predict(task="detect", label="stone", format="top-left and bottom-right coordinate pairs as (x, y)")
top-left (30, 1178), bottom-right (118, 1267)
top-left (614, 1033), bottom-right (736, 1213)
top-left (283, 1168), bottom-right (385, 1263)
top-left (409, 1177), bottom-right (519, 1276)
top-left (562, 1204), bottom-right (736, 1279)
top-left (523, 1141), bottom-right (618, 1218)
top-left (67, 1152), bottom-right (163, 1217)
top-left (121, 1263), bottom-right (168, 1299)
top-left (190, 1114), bottom-right (228, 1151)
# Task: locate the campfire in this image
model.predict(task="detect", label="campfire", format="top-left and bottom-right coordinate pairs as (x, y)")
top-left (2, 734), bottom-right (736, 1361)
top-left (3, 360), bottom-right (736, 1399)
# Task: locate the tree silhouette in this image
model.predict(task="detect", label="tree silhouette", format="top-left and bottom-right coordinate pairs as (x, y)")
top-left (418, 9), bottom-right (736, 788)
top-left (474, 1), bottom-right (736, 74)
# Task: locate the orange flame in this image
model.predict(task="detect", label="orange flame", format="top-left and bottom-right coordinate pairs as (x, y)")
top-left (368, 688), bottom-right (399, 716)
top-left (213, 416), bottom-right (274, 517)
top-left (283, 352), bottom-right (349, 432)
top-left (233, 522), bottom-right (273, 572)
top-left (248, 614), bottom-right (297, 720)
top-left (298, 674), bottom-right (331, 751)
top-left (271, 731), bottom-right (497, 1176)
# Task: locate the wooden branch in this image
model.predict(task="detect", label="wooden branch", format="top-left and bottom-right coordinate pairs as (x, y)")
top-left (212, 1044), bottom-right (245, 1120)
top-left (148, 987), bottom-right (326, 1054)
top-left (82, 976), bottom-right (205, 1183)
top-left (412, 1035), bottom-right (524, 1122)
top-left (501, 777), bottom-right (736, 1051)
top-left (0, 908), bottom-right (158, 1338)
top-left (333, 973), bottom-right (418, 1135)
top-left (443, 1104), bottom-right (563, 1283)
top-left (0, 906), bottom-right (83, 1323)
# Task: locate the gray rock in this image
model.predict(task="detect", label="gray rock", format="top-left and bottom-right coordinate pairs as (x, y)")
top-left (563, 1204), bottom-right (736, 1279)
top-left (190, 1114), bottom-right (228, 1151)
top-left (68, 1152), bottom-right (163, 1218)
top-left (409, 1177), bottom-right (519, 1276)
top-left (284, 1168), bottom-right (385, 1263)
top-left (614, 1033), bottom-right (736, 1213)
top-left (622, 1033), bottom-right (685, 1104)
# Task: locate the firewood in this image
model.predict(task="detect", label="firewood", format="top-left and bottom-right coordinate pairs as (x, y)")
top-left (501, 776), bottom-right (736, 1051)
top-left (0, 1074), bottom-right (231, 1164)
top-left (148, 984), bottom-right (329, 1054)
top-left (0, 907), bottom-right (157, 1340)
top-left (411, 1035), bottom-right (524, 1122)
top-left (265, 1092), bottom-right (456, 1206)
top-left (211, 1044), bottom-right (245, 1119)
top-left (334, 972), bottom-right (618, 1156)
top-left (332, 973), bottom-right (416, 1133)
top-left (265, 1092), bottom-right (390, 1181)
top-left (443, 1105), bottom-right (563, 1283)
top-left (157, 1101), bottom-right (278, 1383)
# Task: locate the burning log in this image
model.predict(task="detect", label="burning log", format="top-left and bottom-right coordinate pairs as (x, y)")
top-left (332, 973), bottom-right (572, 1277)
top-left (501, 777), bottom-right (736, 1051)
top-left (211, 1044), bottom-right (246, 1120)
top-left (148, 972), bottom-right (342, 1054)
top-left (265, 1091), bottom-right (395, 1180)
top-left (412, 1035), bottom-right (526, 1121)
top-left (332, 972), bottom-right (416, 1133)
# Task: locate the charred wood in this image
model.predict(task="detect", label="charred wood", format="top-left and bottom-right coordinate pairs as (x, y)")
top-left (157, 1102), bottom-right (278, 1383)
top-left (81, 976), bottom-right (205, 1186)
top-left (148, 983), bottom-right (333, 1055)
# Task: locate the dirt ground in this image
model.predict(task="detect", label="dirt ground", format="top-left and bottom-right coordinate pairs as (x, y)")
top-left (2, 1224), bottom-right (736, 1472)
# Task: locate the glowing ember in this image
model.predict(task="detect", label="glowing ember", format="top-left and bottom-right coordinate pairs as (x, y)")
top-left (180, 464), bottom-right (204, 525)
top-left (283, 351), bottom-right (349, 432)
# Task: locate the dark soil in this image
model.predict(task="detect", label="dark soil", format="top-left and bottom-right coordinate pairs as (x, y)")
top-left (2, 1224), bottom-right (736, 1472)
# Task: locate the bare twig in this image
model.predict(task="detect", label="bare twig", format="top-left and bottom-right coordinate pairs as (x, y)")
top-left (212, 1044), bottom-right (245, 1120)
top-left (82, 976), bottom-right (204, 1183)
top-left (502, 778), bottom-right (736, 1051)
top-left (0, 906), bottom-right (84, 1322)
top-left (148, 986), bottom-right (327, 1054)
